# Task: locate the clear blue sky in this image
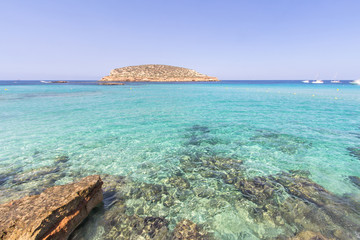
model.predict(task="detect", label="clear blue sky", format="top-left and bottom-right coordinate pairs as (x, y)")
top-left (0, 0), bottom-right (359, 80)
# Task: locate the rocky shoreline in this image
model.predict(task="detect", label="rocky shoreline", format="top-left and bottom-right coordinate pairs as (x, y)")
top-left (0, 174), bottom-right (212, 240)
top-left (0, 175), bottom-right (103, 240)
top-left (1, 168), bottom-right (359, 239)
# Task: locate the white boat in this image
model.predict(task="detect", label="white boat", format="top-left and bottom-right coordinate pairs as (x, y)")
top-left (310, 74), bottom-right (324, 84)
top-left (350, 79), bottom-right (360, 85)
top-left (330, 73), bottom-right (341, 83)
top-left (312, 80), bottom-right (324, 84)
top-left (302, 80), bottom-right (310, 83)
top-left (40, 81), bottom-right (51, 83)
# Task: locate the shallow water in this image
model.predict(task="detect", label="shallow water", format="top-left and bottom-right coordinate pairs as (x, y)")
top-left (0, 81), bottom-right (359, 239)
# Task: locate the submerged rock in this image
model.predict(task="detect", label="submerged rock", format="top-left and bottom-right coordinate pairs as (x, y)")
top-left (103, 213), bottom-right (212, 240)
top-left (103, 206), bottom-right (170, 240)
top-left (172, 219), bottom-right (211, 240)
top-left (251, 130), bottom-right (312, 154)
top-left (105, 215), bottom-right (169, 240)
top-left (10, 166), bottom-right (61, 185)
top-left (202, 156), bottom-right (243, 171)
top-left (234, 176), bottom-right (281, 205)
top-left (290, 230), bottom-right (329, 240)
top-left (55, 155), bottom-right (70, 164)
top-left (0, 166), bottom-right (68, 204)
top-left (189, 125), bottom-right (210, 133)
top-left (233, 172), bottom-right (360, 239)
top-left (347, 147), bottom-right (360, 160)
top-left (177, 144), bottom-right (360, 239)
top-left (349, 176), bottom-right (360, 188)
top-left (180, 155), bottom-right (244, 181)
top-left (101, 174), bottom-right (169, 207)
top-left (183, 124), bottom-right (223, 146)
top-left (0, 175), bottom-right (103, 240)
top-left (0, 176), bottom-right (7, 187)
top-left (162, 195), bottom-right (176, 207)
top-left (130, 182), bottom-right (168, 203)
top-left (273, 172), bottom-right (333, 207)
top-left (185, 133), bottom-right (220, 146)
top-left (164, 176), bottom-right (190, 190)
top-left (192, 185), bottom-right (216, 198)
top-left (99, 175), bottom-right (128, 211)
top-left (70, 172), bottom-right (215, 239)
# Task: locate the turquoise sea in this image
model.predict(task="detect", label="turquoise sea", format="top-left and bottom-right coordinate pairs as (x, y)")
top-left (0, 80), bottom-right (359, 239)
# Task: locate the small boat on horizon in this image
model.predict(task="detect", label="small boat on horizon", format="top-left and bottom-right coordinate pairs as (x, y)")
top-left (350, 79), bottom-right (360, 85)
top-left (310, 74), bottom-right (324, 84)
top-left (312, 79), bottom-right (324, 84)
top-left (330, 73), bottom-right (341, 83)
top-left (302, 80), bottom-right (310, 83)
top-left (40, 81), bottom-right (68, 83)
top-left (330, 80), bottom-right (341, 83)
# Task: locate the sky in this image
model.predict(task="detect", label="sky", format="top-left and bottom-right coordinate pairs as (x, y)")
top-left (0, 0), bottom-right (359, 80)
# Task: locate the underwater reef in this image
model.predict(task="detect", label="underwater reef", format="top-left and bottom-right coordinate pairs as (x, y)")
top-left (347, 146), bottom-right (360, 160)
top-left (0, 125), bottom-right (359, 239)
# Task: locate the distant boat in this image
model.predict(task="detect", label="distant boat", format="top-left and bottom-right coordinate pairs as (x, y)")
top-left (330, 73), bottom-right (341, 83)
top-left (40, 81), bottom-right (51, 83)
top-left (350, 79), bottom-right (360, 85)
top-left (310, 74), bottom-right (323, 84)
top-left (312, 80), bottom-right (324, 84)
top-left (302, 80), bottom-right (310, 83)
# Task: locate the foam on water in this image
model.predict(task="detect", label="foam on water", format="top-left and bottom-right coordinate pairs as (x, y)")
top-left (0, 81), bottom-right (359, 239)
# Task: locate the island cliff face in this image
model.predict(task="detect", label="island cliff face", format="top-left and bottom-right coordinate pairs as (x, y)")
top-left (100, 64), bottom-right (219, 82)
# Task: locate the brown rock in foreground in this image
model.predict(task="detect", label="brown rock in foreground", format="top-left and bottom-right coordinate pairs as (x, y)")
top-left (100, 64), bottom-right (219, 82)
top-left (0, 175), bottom-right (103, 240)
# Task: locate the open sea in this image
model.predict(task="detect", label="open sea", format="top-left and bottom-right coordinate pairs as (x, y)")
top-left (0, 80), bottom-right (359, 239)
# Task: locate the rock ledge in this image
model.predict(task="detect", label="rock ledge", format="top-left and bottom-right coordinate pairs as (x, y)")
top-left (0, 175), bottom-right (103, 240)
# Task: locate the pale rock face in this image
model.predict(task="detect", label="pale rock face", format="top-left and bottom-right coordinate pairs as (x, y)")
top-left (100, 64), bottom-right (219, 82)
top-left (0, 175), bottom-right (103, 240)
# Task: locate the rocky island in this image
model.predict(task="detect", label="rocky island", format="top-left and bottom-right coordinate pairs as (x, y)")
top-left (100, 64), bottom-right (219, 82)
